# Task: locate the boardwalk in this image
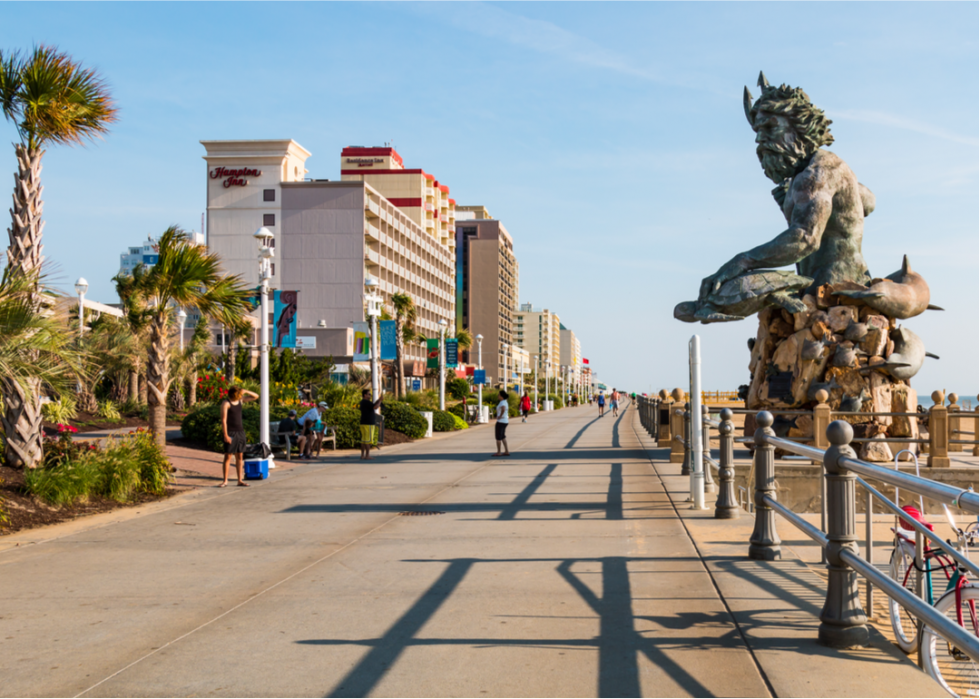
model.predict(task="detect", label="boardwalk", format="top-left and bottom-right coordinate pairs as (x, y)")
top-left (0, 405), bottom-right (940, 697)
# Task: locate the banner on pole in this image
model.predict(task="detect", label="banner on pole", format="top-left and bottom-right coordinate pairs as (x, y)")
top-left (445, 339), bottom-right (458, 368)
top-left (379, 320), bottom-right (397, 360)
top-left (353, 322), bottom-right (370, 361)
top-left (273, 290), bottom-right (299, 348)
top-left (473, 369), bottom-right (486, 385)
top-left (412, 379), bottom-right (422, 391)
top-left (426, 338), bottom-right (440, 369)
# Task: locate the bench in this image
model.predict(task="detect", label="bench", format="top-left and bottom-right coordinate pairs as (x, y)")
top-left (270, 420), bottom-right (337, 460)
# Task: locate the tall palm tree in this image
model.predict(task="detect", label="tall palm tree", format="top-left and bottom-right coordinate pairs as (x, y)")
top-left (184, 319), bottom-right (212, 408)
top-left (390, 293), bottom-right (417, 399)
top-left (112, 266), bottom-right (152, 404)
top-left (0, 265), bottom-right (87, 466)
top-left (129, 227), bottom-right (252, 448)
top-left (454, 328), bottom-right (474, 352)
top-left (0, 46), bottom-right (117, 467)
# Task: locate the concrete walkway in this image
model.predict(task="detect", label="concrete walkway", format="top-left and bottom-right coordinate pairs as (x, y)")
top-left (0, 405), bottom-right (941, 697)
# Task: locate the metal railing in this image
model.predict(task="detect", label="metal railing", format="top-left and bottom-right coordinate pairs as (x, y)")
top-left (641, 393), bottom-right (980, 661)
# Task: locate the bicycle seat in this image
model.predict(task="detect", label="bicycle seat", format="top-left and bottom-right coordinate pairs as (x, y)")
top-left (898, 505), bottom-right (934, 532)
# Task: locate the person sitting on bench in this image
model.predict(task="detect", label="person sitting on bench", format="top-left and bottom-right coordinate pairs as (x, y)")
top-left (278, 410), bottom-right (306, 457)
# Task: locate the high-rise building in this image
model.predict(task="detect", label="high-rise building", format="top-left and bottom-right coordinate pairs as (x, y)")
top-left (202, 140), bottom-right (456, 379)
top-left (119, 232), bottom-right (204, 277)
top-left (514, 304), bottom-right (561, 375)
top-left (455, 215), bottom-right (519, 384)
top-left (559, 324), bottom-right (582, 382)
top-left (340, 147), bottom-right (457, 252)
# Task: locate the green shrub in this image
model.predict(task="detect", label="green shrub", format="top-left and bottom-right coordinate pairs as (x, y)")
top-left (131, 429), bottom-right (172, 495)
top-left (450, 413), bottom-right (468, 430)
top-left (181, 403), bottom-right (291, 452)
top-left (447, 377), bottom-right (470, 402)
top-left (322, 407), bottom-right (360, 449)
top-left (432, 410), bottom-right (458, 432)
top-left (118, 398), bottom-right (142, 417)
top-left (42, 394), bottom-right (77, 424)
top-left (98, 399), bottom-right (122, 422)
top-left (448, 402), bottom-right (466, 420)
top-left (547, 393), bottom-right (565, 409)
top-left (381, 400), bottom-right (427, 439)
top-left (25, 456), bottom-right (99, 506)
top-left (95, 441), bottom-right (142, 502)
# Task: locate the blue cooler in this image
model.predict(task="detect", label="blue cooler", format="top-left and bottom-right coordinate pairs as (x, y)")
top-left (244, 459), bottom-right (270, 480)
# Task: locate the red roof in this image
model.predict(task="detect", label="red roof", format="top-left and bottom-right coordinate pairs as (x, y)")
top-left (341, 147), bottom-right (404, 167)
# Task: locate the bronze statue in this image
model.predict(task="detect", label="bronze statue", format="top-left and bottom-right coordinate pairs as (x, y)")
top-left (676, 73), bottom-right (875, 323)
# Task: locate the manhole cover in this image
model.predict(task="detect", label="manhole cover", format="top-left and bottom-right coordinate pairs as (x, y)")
top-left (398, 510), bottom-right (446, 516)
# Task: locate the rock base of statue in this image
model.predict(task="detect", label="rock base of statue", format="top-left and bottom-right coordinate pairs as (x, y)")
top-left (745, 287), bottom-right (922, 462)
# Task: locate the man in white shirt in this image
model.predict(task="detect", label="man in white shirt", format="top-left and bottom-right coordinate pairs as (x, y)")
top-left (297, 401), bottom-right (328, 459)
top-left (491, 390), bottom-right (510, 457)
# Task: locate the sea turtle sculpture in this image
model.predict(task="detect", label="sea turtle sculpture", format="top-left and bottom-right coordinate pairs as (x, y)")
top-left (674, 270), bottom-right (813, 324)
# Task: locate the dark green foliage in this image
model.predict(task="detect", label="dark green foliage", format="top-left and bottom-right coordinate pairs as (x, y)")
top-left (447, 377), bottom-right (470, 402)
top-left (321, 407), bottom-right (360, 449)
top-left (447, 402), bottom-right (467, 420)
top-left (432, 410), bottom-right (458, 432)
top-left (381, 400), bottom-right (427, 439)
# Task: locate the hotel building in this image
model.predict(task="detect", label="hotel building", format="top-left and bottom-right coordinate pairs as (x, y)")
top-left (454, 212), bottom-right (519, 385)
top-left (202, 140), bottom-right (456, 375)
top-left (559, 324), bottom-right (582, 379)
top-left (514, 304), bottom-right (561, 375)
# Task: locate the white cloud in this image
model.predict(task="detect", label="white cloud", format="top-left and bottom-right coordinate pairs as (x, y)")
top-left (832, 109), bottom-right (978, 146)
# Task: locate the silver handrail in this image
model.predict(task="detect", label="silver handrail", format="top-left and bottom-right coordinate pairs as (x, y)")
top-left (839, 547), bottom-right (979, 663)
top-left (855, 475), bottom-right (979, 577)
top-left (762, 494), bottom-right (828, 547)
top-left (763, 434), bottom-right (979, 515)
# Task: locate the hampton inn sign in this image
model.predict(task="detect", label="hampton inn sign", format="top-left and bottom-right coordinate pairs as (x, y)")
top-left (209, 166), bottom-right (262, 187)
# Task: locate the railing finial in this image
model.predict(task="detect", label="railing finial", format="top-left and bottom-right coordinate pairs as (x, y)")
top-left (827, 419), bottom-right (853, 448)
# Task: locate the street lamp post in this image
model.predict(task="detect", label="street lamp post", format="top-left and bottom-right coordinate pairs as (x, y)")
top-left (364, 277), bottom-right (382, 402)
top-left (533, 355), bottom-right (539, 412)
top-left (74, 277), bottom-right (88, 341)
top-left (438, 318), bottom-right (447, 410)
top-left (254, 227), bottom-right (274, 454)
top-left (545, 360), bottom-right (551, 410)
top-left (476, 333), bottom-right (484, 422)
top-left (177, 309), bottom-right (187, 352)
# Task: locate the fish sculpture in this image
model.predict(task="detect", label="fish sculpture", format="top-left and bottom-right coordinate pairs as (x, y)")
top-left (882, 326), bottom-right (940, 380)
top-left (835, 255), bottom-right (942, 319)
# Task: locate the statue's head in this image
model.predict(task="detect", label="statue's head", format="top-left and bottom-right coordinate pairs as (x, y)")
top-left (744, 72), bottom-right (834, 183)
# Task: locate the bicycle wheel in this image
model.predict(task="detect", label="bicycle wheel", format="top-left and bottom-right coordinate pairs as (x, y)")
top-left (921, 584), bottom-right (978, 698)
top-left (889, 544), bottom-right (920, 653)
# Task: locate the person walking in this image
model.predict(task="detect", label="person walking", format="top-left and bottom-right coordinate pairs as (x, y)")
top-left (611, 389), bottom-right (620, 417)
top-left (491, 390), bottom-right (511, 457)
top-left (597, 392), bottom-right (606, 417)
top-left (220, 386), bottom-right (258, 487)
top-left (520, 391), bottom-right (532, 422)
top-left (358, 389), bottom-right (383, 460)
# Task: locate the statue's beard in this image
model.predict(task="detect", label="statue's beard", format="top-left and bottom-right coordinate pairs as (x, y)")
top-left (757, 140), bottom-right (809, 182)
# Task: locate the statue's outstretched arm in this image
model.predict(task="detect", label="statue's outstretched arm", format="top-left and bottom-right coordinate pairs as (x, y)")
top-left (699, 173), bottom-right (833, 299)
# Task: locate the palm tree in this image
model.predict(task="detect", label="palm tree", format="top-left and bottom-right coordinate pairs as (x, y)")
top-left (454, 328), bottom-right (474, 352)
top-left (0, 45), bottom-right (117, 467)
top-left (128, 227), bottom-right (252, 448)
top-left (390, 293), bottom-right (418, 399)
top-left (111, 266), bottom-right (152, 404)
top-left (0, 265), bottom-right (87, 466)
top-left (184, 320), bottom-right (211, 408)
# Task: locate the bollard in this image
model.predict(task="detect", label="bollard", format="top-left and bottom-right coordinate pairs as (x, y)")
top-left (749, 411), bottom-right (781, 560)
top-left (668, 389), bottom-right (685, 462)
top-left (701, 405), bottom-right (717, 493)
top-left (715, 408), bottom-right (739, 519)
top-left (819, 419), bottom-right (869, 648)
top-left (681, 403), bottom-right (692, 476)
top-left (947, 393), bottom-right (962, 453)
top-left (928, 391), bottom-right (950, 468)
top-left (812, 388), bottom-right (831, 465)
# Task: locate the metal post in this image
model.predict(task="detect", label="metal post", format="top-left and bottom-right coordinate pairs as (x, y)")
top-left (477, 335), bottom-right (483, 419)
top-left (749, 411), bottom-right (781, 560)
top-left (681, 403), bottom-right (692, 476)
top-left (701, 404), bottom-right (716, 494)
top-left (78, 291), bottom-right (85, 340)
top-left (669, 389), bottom-right (685, 463)
top-left (533, 355), bottom-right (538, 413)
top-left (259, 275), bottom-right (270, 450)
top-left (866, 488), bottom-right (874, 616)
top-left (370, 312), bottom-right (379, 402)
top-left (715, 408), bottom-right (739, 519)
top-left (438, 322), bottom-right (446, 411)
top-left (818, 419), bottom-right (869, 648)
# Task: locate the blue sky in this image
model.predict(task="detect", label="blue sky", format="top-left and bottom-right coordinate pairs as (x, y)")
top-left (1, 2), bottom-right (976, 395)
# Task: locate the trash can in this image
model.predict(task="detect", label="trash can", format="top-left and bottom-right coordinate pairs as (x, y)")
top-left (420, 411), bottom-right (433, 438)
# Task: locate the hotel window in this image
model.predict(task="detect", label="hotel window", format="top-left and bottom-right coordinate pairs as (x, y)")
top-left (263, 214), bottom-right (275, 226)
top-left (263, 189), bottom-right (276, 202)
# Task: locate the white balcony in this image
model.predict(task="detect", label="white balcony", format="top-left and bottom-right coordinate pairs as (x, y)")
top-left (365, 199), bottom-right (380, 219)
top-left (365, 221), bottom-right (380, 242)
top-left (364, 248), bottom-right (380, 268)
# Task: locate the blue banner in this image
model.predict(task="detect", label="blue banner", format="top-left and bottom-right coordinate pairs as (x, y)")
top-left (379, 320), bottom-right (397, 361)
top-left (473, 369), bottom-right (486, 385)
top-left (273, 290), bottom-right (298, 348)
top-left (412, 379), bottom-right (421, 392)
top-left (445, 339), bottom-right (458, 367)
